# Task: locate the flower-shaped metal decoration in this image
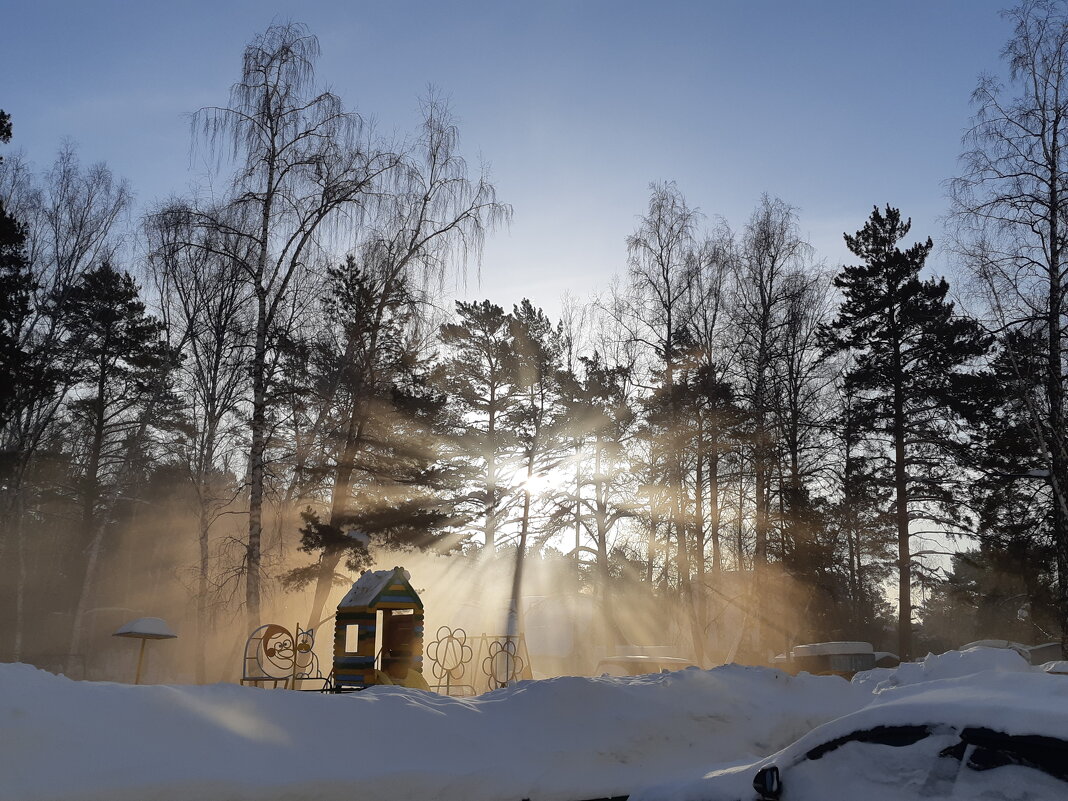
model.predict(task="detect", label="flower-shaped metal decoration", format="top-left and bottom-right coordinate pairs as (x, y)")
top-left (426, 626), bottom-right (473, 688)
top-left (482, 638), bottom-right (524, 689)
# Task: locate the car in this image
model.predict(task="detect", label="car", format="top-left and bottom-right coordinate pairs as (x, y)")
top-left (631, 669), bottom-right (1068, 801)
top-left (747, 723), bottom-right (1068, 800)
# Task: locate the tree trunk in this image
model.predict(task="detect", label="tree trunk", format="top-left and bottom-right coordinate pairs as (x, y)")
top-left (303, 405), bottom-right (365, 630)
top-left (1048, 285), bottom-right (1068, 660)
top-left (195, 497), bottom-right (211, 684)
top-left (592, 437), bottom-right (625, 647)
top-left (736, 460), bottom-right (746, 571)
top-left (892, 345), bottom-right (911, 661)
top-left (307, 551), bottom-right (345, 632)
top-left (485, 379), bottom-right (499, 550)
top-left (69, 522), bottom-right (106, 677)
top-left (67, 354), bottom-right (108, 671)
top-left (708, 419), bottom-right (722, 574)
top-left (692, 423), bottom-right (708, 666)
top-left (246, 291), bottom-right (268, 630)
top-left (13, 490), bottom-right (26, 661)
top-left (753, 400), bottom-right (769, 570)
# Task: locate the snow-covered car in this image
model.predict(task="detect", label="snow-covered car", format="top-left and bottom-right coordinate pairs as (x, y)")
top-left (744, 722), bottom-right (1068, 801)
top-left (633, 669), bottom-right (1068, 801)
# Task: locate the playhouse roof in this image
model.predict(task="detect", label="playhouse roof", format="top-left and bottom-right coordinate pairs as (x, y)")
top-left (337, 567), bottom-right (420, 610)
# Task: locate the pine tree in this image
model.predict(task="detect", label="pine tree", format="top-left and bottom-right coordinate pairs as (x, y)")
top-left (0, 192), bottom-right (33, 431)
top-left (0, 109), bottom-right (37, 434)
top-left (825, 374), bottom-right (897, 641)
top-left (63, 262), bottom-right (179, 659)
top-left (0, 110), bottom-right (42, 663)
top-left (550, 352), bottom-right (636, 644)
top-left (438, 300), bottom-right (522, 550)
top-left (966, 329), bottom-right (1059, 643)
top-left (284, 260), bottom-right (454, 630)
top-left (509, 300), bottom-right (566, 552)
top-left (824, 206), bottom-right (989, 660)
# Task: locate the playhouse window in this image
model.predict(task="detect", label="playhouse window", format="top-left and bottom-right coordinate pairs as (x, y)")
top-left (345, 625), bottom-right (359, 654)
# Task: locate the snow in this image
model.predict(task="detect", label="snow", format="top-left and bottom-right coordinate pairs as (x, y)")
top-left (336, 567), bottom-right (412, 608)
top-left (850, 642), bottom-right (1032, 692)
top-left (791, 641), bottom-right (872, 657)
top-left (1, 646), bottom-right (1065, 801)
top-left (636, 647), bottom-right (1068, 801)
top-left (111, 617), bottom-right (178, 639)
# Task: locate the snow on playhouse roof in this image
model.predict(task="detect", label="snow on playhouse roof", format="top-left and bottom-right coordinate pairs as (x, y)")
top-left (337, 567), bottom-right (419, 610)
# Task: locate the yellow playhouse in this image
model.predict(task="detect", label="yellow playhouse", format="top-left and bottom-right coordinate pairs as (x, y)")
top-left (332, 567), bottom-right (424, 689)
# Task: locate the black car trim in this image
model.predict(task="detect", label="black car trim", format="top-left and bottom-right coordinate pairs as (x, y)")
top-left (958, 727), bottom-right (1068, 782)
top-left (803, 724), bottom-right (931, 760)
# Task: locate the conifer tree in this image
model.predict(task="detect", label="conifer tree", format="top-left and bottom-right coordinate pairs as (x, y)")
top-left (63, 262), bottom-right (180, 659)
top-left (0, 110), bottom-right (39, 661)
top-left (0, 186), bottom-right (33, 431)
top-left (826, 373), bottom-right (897, 641)
top-left (439, 300), bottom-right (521, 550)
top-left (509, 300), bottom-right (566, 551)
top-left (284, 260), bottom-right (454, 629)
top-left (824, 206), bottom-right (989, 660)
top-left (966, 329), bottom-right (1059, 641)
top-left (0, 108), bottom-right (36, 431)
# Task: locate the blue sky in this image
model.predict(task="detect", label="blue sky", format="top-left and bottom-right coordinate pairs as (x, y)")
top-left (1, 1), bottom-right (1012, 313)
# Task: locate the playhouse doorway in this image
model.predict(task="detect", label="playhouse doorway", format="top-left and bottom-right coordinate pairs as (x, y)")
top-left (379, 608), bottom-right (416, 665)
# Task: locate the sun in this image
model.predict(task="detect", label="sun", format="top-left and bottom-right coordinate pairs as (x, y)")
top-left (518, 469), bottom-right (572, 497)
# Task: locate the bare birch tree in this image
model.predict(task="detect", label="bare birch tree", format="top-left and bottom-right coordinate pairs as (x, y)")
top-left (171, 23), bottom-right (398, 626)
top-left (296, 94), bottom-right (509, 631)
top-left (951, 0), bottom-right (1068, 656)
top-left (147, 217), bottom-right (251, 680)
top-left (732, 195), bottom-right (811, 574)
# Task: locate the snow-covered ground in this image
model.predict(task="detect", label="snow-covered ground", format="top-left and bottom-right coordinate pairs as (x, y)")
top-left (1, 647), bottom-right (1064, 801)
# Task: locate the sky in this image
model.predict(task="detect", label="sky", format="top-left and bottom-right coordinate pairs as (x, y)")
top-left (0, 0), bottom-right (1014, 316)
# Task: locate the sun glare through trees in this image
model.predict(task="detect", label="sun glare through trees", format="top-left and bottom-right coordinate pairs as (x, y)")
top-left (3, 4), bottom-right (1068, 799)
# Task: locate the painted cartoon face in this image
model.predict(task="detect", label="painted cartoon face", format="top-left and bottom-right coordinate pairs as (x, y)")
top-left (261, 625), bottom-right (294, 671)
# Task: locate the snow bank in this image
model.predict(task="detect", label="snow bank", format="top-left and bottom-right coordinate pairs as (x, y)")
top-left (851, 644), bottom-right (1031, 692)
top-left (4, 647), bottom-right (1063, 801)
top-left (633, 648), bottom-right (1068, 801)
top-left (0, 663), bottom-right (867, 801)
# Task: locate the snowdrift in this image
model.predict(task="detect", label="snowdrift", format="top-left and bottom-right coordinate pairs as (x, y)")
top-left (635, 647), bottom-right (1068, 801)
top-left (1, 647), bottom-right (1063, 801)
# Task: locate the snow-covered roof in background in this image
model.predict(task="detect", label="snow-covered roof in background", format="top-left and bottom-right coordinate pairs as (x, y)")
top-left (112, 617), bottom-right (177, 639)
top-left (961, 639), bottom-right (1030, 656)
top-left (337, 567), bottom-right (413, 609)
top-left (791, 641), bottom-right (873, 657)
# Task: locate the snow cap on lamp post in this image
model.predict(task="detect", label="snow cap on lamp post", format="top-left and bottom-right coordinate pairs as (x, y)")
top-left (113, 617), bottom-right (178, 684)
top-left (113, 617), bottom-right (178, 640)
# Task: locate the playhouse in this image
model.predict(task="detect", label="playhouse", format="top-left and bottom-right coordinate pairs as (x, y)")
top-left (332, 567), bottom-right (424, 689)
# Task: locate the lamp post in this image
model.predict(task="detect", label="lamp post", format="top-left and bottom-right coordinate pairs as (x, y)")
top-left (113, 617), bottom-right (178, 684)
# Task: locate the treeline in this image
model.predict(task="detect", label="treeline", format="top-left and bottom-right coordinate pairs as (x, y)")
top-left (2, 7), bottom-right (1068, 681)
